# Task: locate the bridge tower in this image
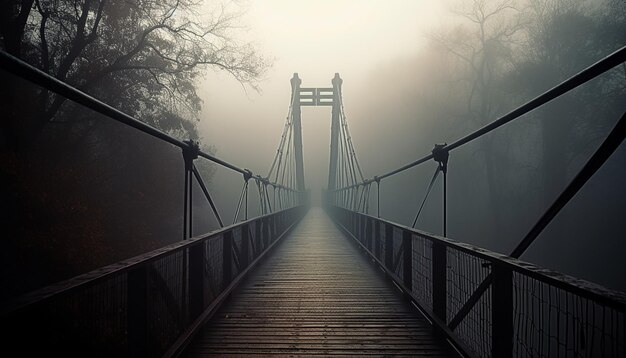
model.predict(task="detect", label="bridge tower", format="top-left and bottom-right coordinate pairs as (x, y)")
top-left (289, 73), bottom-right (343, 194)
top-left (327, 73), bottom-right (342, 191)
top-left (290, 74), bottom-right (306, 194)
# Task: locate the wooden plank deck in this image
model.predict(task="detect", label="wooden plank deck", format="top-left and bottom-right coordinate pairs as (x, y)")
top-left (184, 207), bottom-right (458, 357)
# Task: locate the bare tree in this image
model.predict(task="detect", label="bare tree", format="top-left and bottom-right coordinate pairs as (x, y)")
top-left (1, 0), bottom-right (270, 149)
top-left (0, 0), bottom-right (269, 298)
top-left (427, 0), bottom-right (525, 241)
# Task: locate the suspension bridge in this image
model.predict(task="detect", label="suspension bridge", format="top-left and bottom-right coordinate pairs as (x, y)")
top-left (0, 47), bottom-right (625, 357)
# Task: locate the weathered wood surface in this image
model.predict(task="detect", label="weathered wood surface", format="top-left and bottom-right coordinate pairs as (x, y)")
top-left (184, 208), bottom-right (458, 357)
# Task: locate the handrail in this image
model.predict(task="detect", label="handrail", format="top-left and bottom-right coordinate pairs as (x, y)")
top-left (340, 207), bottom-right (626, 309)
top-left (0, 50), bottom-right (295, 192)
top-left (330, 206), bottom-right (626, 357)
top-left (333, 45), bottom-right (626, 191)
top-left (0, 207), bottom-right (303, 317)
top-left (0, 206), bottom-right (308, 356)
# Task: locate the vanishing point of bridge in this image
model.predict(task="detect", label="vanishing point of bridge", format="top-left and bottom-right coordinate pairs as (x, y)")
top-left (1, 48), bottom-right (626, 357)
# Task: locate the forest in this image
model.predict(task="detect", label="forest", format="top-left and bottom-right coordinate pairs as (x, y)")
top-left (1, 0), bottom-right (625, 302)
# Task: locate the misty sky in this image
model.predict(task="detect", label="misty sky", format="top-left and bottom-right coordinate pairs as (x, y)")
top-left (191, 1), bottom-right (625, 292)
top-left (199, 1), bottom-right (446, 193)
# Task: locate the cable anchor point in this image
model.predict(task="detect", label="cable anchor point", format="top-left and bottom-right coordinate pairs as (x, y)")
top-left (243, 169), bottom-right (253, 182)
top-left (432, 143), bottom-right (449, 173)
top-left (182, 139), bottom-right (200, 169)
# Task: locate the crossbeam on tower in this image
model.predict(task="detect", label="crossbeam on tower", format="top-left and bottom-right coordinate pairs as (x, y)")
top-left (277, 73), bottom-right (357, 200)
top-left (298, 87), bottom-right (335, 106)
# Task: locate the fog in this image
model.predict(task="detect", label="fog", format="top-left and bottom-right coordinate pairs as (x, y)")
top-left (2, 0), bottom-right (624, 300)
top-left (197, 0), bottom-right (626, 291)
top-left (198, 0), bottom-right (447, 219)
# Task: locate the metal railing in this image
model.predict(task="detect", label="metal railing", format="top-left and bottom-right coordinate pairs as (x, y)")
top-left (0, 48), bottom-right (309, 356)
top-left (330, 206), bottom-right (626, 358)
top-left (0, 206), bottom-right (307, 356)
top-left (0, 49), bottom-right (301, 240)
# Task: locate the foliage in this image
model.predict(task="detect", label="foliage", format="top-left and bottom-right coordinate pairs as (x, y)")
top-left (2, 0), bottom-right (269, 144)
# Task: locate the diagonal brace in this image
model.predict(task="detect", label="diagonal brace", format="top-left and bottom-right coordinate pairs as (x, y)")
top-left (192, 164), bottom-right (224, 228)
top-left (448, 110), bottom-right (626, 330)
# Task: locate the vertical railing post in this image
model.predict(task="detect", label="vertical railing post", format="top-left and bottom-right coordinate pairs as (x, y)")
top-left (183, 166), bottom-right (190, 240)
top-left (432, 144), bottom-right (449, 237)
top-left (385, 224), bottom-right (394, 270)
top-left (359, 215), bottom-right (367, 247)
top-left (222, 231), bottom-right (233, 289)
top-left (254, 220), bottom-right (261, 256)
top-left (241, 224), bottom-right (250, 269)
top-left (351, 211), bottom-right (355, 235)
top-left (273, 214), bottom-right (278, 238)
top-left (443, 167), bottom-right (447, 237)
top-left (402, 230), bottom-right (412, 291)
top-left (432, 241), bottom-right (447, 324)
top-left (358, 214), bottom-right (363, 244)
top-left (264, 217), bottom-right (270, 248)
top-left (374, 220), bottom-right (381, 260)
top-left (277, 214), bottom-right (281, 237)
top-left (366, 217), bottom-right (373, 251)
top-left (128, 266), bottom-right (148, 357)
top-left (189, 243), bottom-right (205, 318)
top-left (492, 263), bottom-right (513, 357)
top-left (182, 140), bottom-right (200, 240)
top-left (375, 177), bottom-right (380, 218)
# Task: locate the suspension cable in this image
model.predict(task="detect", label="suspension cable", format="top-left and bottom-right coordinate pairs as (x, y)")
top-left (338, 87), bottom-right (365, 181)
top-left (0, 50), bottom-right (296, 192)
top-left (332, 46), bottom-right (626, 192)
top-left (232, 180), bottom-right (248, 224)
top-left (267, 87), bottom-right (297, 179)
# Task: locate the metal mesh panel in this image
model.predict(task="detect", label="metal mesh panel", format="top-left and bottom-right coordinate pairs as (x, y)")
top-left (244, 225), bottom-right (253, 264)
top-left (2, 207), bottom-right (304, 356)
top-left (148, 250), bottom-right (187, 356)
top-left (376, 223), bottom-right (384, 261)
top-left (330, 207), bottom-right (626, 358)
top-left (232, 228), bottom-right (242, 278)
top-left (51, 274), bottom-right (128, 355)
top-left (204, 236), bottom-right (223, 306)
top-left (412, 234), bottom-right (433, 312)
top-left (392, 227), bottom-right (403, 280)
top-left (4, 274), bottom-right (128, 356)
top-left (512, 272), bottom-right (626, 358)
top-left (446, 247), bottom-right (492, 357)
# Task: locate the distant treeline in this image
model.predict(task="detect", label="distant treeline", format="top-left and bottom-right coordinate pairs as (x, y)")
top-left (352, 0), bottom-right (625, 290)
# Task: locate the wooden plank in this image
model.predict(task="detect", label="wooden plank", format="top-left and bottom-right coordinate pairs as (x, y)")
top-left (183, 208), bottom-right (458, 357)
